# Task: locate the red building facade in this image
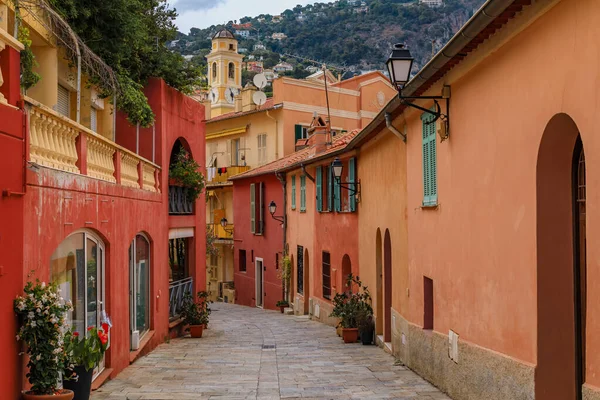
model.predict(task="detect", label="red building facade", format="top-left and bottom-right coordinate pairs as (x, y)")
top-left (231, 173), bottom-right (284, 310)
top-left (0, 35), bottom-right (206, 397)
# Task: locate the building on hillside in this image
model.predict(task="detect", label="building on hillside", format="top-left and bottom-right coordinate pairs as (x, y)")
top-left (263, 69), bottom-right (277, 81)
top-left (203, 36), bottom-right (395, 306)
top-left (420, 0), bottom-right (443, 6)
top-left (235, 30), bottom-right (250, 38)
top-left (0, 3), bottom-right (206, 397)
top-left (272, 32), bottom-right (287, 41)
top-left (272, 15), bottom-right (283, 23)
top-left (246, 61), bottom-right (264, 73)
top-left (206, 29), bottom-right (244, 118)
top-left (253, 43), bottom-right (266, 51)
top-left (238, 47), bottom-right (248, 54)
top-left (343, 0), bottom-right (600, 399)
top-left (273, 62), bottom-right (294, 73)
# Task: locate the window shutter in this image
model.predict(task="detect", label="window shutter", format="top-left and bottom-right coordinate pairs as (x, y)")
top-left (226, 139), bottom-right (232, 167)
top-left (250, 183), bottom-right (256, 233)
top-left (349, 158), bottom-right (356, 212)
top-left (295, 125), bottom-right (302, 142)
top-left (300, 176), bottom-right (306, 212)
top-left (57, 85), bottom-right (70, 117)
top-left (334, 169), bottom-right (341, 212)
top-left (291, 176), bottom-right (296, 210)
top-left (327, 166), bottom-right (333, 212)
top-left (422, 112), bottom-right (437, 206)
top-left (259, 182), bottom-right (264, 234)
top-left (90, 107), bottom-right (98, 132)
top-left (316, 166), bottom-right (322, 212)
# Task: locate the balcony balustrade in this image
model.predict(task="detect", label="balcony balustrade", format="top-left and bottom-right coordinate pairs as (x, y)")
top-left (168, 185), bottom-right (194, 215)
top-left (208, 223), bottom-right (234, 240)
top-left (207, 165), bottom-right (251, 185)
top-left (169, 277), bottom-right (193, 320)
top-left (25, 97), bottom-right (160, 192)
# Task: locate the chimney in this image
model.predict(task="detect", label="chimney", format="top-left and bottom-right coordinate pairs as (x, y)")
top-left (310, 127), bottom-right (328, 156)
top-left (235, 94), bottom-right (242, 112)
top-left (241, 83), bottom-right (257, 112)
top-left (202, 99), bottom-right (212, 120)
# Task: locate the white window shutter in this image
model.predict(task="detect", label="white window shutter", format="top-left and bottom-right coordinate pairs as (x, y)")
top-left (250, 183), bottom-right (256, 233)
top-left (56, 85), bottom-right (70, 117)
top-left (90, 107), bottom-right (98, 132)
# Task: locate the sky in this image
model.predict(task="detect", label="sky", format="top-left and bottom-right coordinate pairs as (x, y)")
top-left (173, 0), bottom-right (315, 34)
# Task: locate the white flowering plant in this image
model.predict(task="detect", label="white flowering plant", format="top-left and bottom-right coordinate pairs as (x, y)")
top-left (14, 280), bottom-right (73, 395)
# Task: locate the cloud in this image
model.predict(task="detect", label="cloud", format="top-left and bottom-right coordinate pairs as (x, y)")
top-left (173, 0), bottom-right (225, 13)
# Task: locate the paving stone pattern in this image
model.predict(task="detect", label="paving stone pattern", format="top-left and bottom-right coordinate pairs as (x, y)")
top-left (92, 302), bottom-right (450, 400)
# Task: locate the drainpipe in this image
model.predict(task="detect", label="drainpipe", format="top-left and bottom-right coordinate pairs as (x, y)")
top-left (385, 112), bottom-right (406, 142)
top-left (276, 171), bottom-right (288, 301)
top-left (266, 109), bottom-right (279, 159)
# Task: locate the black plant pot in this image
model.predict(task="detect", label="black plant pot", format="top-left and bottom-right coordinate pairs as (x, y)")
top-left (360, 325), bottom-right (374, 345)
top-left (63, 365), bottom-right (94, 400)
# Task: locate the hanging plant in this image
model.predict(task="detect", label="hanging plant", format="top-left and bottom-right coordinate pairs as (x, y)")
top-left (169, 147), bottom-right (205, 202)
top-left (14, 5), bottom-right (41, 91)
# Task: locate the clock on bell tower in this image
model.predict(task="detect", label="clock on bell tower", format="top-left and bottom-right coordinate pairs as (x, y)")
top-left (205, 29), bottom-right (243, 118)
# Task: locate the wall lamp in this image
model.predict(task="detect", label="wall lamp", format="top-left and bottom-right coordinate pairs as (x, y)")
top-left (331, 158), bottom-right (361, 198)
top-left (386, 43), bottom-right (450, 141)
top-left (268, 201), bottom-right (284, 224)
top-left (219, 218), bottom-right (234, 234)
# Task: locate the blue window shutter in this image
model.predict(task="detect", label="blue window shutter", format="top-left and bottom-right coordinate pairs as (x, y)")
top-left (349, 158), bottom-right (356, 212)
top-left (291, 176), bottom-right (296, 210)
top-left (295, 125), bottom-right (302, 142)
top-left (316, 167), bottom-right (322, 212)
top-left (300, 176), bottom-right (306, 211)
top-left (422, 111), bottom-right (437, 206)
top-left (327, 166), bottom-right (333, 212)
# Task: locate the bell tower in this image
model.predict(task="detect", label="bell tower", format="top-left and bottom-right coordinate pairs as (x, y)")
top-left (206, 29), bottom-right (243, 118)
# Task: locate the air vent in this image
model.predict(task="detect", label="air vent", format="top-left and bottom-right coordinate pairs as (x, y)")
top-left (262, 344), bottom-right (276, 349)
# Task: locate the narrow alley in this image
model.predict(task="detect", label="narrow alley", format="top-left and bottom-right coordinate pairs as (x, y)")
top-left (91, 303), bottom-right (449, 400)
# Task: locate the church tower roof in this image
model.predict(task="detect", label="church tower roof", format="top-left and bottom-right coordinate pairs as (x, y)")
top-left (213, 29), bottom-right (235, 39)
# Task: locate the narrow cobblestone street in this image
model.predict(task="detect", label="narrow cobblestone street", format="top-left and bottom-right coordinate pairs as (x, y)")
top-left (92, 303), bottom-right (449, 400)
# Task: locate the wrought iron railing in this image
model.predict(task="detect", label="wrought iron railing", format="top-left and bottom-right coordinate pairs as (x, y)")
top-left (168, 185), bottom-right (194, 215)
top-left (169, 277), bottom-right (193, 320)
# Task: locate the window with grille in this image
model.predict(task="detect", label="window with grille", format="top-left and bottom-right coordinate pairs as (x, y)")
top-left (90, 107), bottom-right (98, 132)
top-left (322, 251), bottom-right (331, 300)
top-left (257, 134), bottom-right (267, 165)
top-left (297, 245), bottom-right (304, 295)
top-left (239, 249), bottom-right (246, 272)
top-left (422, 111), bottom-right (438, 206)
top-left (56, 85), bottom-right (70, 117)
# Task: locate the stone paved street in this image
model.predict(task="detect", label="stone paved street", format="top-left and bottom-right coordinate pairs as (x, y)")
top-left (92, 303), bottom-right (450, 399)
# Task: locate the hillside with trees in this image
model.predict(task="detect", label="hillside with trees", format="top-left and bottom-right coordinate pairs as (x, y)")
top-left (174, 0), bottom-right (485, 83)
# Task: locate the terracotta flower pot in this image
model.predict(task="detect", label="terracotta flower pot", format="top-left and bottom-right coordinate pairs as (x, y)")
top-left (342, 328), bottom-right (359, 343)
top-left (22, 389), bottom-right (74, 400)
top-left (189, 325), bottom-right (204, 338)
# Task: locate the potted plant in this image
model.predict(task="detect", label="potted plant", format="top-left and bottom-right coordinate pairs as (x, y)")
top-left (276, 300), bottom-right (289, 313)
top-left (62, 323), bottom-right (110, 400)
top-left (330, 274), bottom-right (373, 344)
top-left (181, 291), bottom-right (212, 338)
top-left (169, 148), bottom-right (205, 202)
top-left (14, 280), bottom-right (74, 400)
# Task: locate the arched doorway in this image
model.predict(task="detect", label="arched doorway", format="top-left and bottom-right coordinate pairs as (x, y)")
top-left (536, 114), bottom-right (586, 400)
top-left (130, 233), bottom-right (151, 350)
top-left (384, 229), bottom-right (392, 343)
top-left (304, 248), bottom-right (310, 314)
top-left (341, 254), bottom-right (352, 289)
top-left (375, 229), bottom-right (383, 336)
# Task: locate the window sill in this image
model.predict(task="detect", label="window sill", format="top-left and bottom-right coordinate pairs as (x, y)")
top-left (91, 368), bottom-right (113, 391)
top-left (421, 203), bottom-right (439, 210)
top-left (129, 330), bottom-right (155, 364)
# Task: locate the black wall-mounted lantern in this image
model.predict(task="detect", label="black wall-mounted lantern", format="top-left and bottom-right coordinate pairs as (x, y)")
top-left (332, 158), bottom-right (361, 198)
top-left (219, 217), bottom-right (234, 235)
top-left (269, 201), bottom-right (284, 224)
top-left (387, 43), bottom-right (450, 140)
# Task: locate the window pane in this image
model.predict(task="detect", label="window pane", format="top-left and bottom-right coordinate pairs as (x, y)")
top-left (51, 233), bottom-right (85, 334)
top-left (87, 238), bottom-right (99, 329)
top-left (135, 235), bottom-right (150, 333)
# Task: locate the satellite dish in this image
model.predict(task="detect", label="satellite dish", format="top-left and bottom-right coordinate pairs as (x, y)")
top-left (253, 91), bottom-right (267, 106)
top-left (253, 73), bottom-right (268, 89)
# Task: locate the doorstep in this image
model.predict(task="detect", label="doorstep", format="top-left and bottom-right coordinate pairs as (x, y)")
top-left (91, 368), bottom-right (113, 391)
top-left (376, 335), bottom-right (393, 354)
top-left (129, 330), bottom-right (155, 364)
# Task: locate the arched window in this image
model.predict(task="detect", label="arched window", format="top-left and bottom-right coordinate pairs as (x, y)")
top-left (130, 233), bottom-right (151, 346)
top-left (228, 62), bottom-right (235, 80)
top-left (212, 62), bottom-right (217, 80)
top-left (50, 230), bottom-right (106, 373)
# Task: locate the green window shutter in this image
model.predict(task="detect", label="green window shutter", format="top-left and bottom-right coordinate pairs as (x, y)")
top-left (316, 167), bottom-right (322, 212)
top-left (300, 176), bottom-right (306, 211)
top-left (422, 111), bottom-right (437, 206)
top-left (327, 166), bottom-right (333, 212)
top-left (295, 125), bottom-right (302, 142)
top-left (291, 176), bottom-right (296, 210)
top-left (349, 158), bottom-right (356, 212)
top-left (334, 170), bottom-right (341, 212)
top-left (250, 183), bottom-right (256, 233)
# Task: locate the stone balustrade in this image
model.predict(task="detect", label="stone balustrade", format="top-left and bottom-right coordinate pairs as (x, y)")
top-left (25, 97), bottom-right (161, 192)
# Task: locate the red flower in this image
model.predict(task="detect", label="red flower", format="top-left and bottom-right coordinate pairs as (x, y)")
top-left (73, 332), bottom-right (79, 337)
top-left (87, 326), bottom-right (93, 331)
top-left (99, 332), bottom-right (108, 345)
top-left (102, 323), bottom-right (109, 333)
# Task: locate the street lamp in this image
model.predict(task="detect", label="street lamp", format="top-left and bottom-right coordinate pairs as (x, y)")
top-left (269, 201), bottom-right (284, 224)
top-left (219, 217), bottom-right (233, 235)
top-left (331, 158), bottom-right (360, 198)
top-left (386, 43), bottom-right (450, 140)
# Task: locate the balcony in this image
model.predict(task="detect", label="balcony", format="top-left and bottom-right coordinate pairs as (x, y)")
top-left (25, 97), bottom-right (160, 192)
top-left (207, 165), bottom-right (251, 186)
top-left (208, 223), bottom-right (234, 241)
top-left (168, 185), bottom-right (194, 215)
top-left (168, 277), bottom-right (193, 320)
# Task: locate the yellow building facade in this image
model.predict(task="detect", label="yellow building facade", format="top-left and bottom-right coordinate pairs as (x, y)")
top-left (206, 29), bottom-right (243, 118)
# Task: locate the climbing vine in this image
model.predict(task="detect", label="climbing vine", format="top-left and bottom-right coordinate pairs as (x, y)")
top-left (12, 1), bottom-right (41, 91)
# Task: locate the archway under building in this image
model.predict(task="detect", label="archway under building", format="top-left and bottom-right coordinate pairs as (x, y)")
top-left (375, 228), bottom-right (383, 337)
top-left (536, 113), bottom-right (586, 400)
